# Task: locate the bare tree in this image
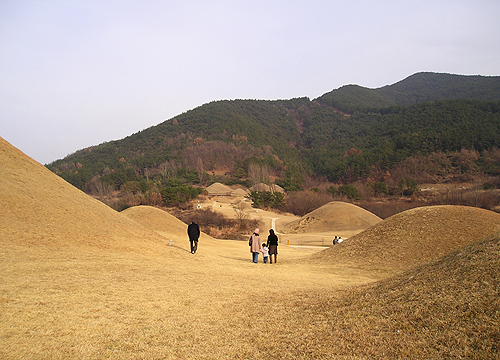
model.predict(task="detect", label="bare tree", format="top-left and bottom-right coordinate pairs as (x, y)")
top-left (87, 175), bottom-right (113, 201)
top-left (233, 201), bottom-right (249, 229)
top-left (248, 163), bottom-right (270, 185)
top-left (158, 160), bottom-right (177, 182)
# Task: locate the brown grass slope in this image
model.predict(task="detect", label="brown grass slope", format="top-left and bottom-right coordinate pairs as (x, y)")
top-left (3, 136), bottom-right (499, 359)
top-left (283, 201), bottom-right (382, 234)
top-left (269, 232), bottom-right (500, 359)
top-left (121, 205), bottom-right (216, 244)
top-left (318, 205), bottom-right (500, 274)
top-left (0, 137), bottom-right (169, 252)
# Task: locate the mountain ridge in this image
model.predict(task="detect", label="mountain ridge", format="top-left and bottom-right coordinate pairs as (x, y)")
top-left (316, 72), bottom-right (500, 112)
top-left (46, 72), bottom-right (500, 201)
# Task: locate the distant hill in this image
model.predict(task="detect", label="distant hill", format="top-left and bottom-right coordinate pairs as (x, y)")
top-left (317, 72), bottom-right (500, 112)
top-left (46, 72), bottom-right (500, 201)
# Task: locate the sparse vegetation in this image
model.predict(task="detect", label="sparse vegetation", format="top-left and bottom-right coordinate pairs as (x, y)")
top-left (169, 207), bottom-right (258, 240)
top-left (246, 190), bottom-right (285, 209)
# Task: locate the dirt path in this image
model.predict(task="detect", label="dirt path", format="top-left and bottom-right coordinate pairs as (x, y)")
top-left (197, 196), bottom-right (364, 245)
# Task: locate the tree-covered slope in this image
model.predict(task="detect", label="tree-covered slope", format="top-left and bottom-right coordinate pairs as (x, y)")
top-left (47, 72), bottom-right (500, 194)
top-left (48, 98), bottom-right (310, 190)
top-left (378, 72), bottom-right (500, 105)
top-left (317, 72), bottom-right (500, 113)
top-left (299, 100), bottom-right (500, 181)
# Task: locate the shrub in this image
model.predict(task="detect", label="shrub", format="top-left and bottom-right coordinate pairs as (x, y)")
top-left (338, 185), bottom-right (361, 200)
top-left (280, 191), bottom-right (333, 216)
top-left (398, 178), bottom-right (418, 196)
top-left (170, 208), bottom-right (258, 240)
top-left (371, 182), bottom-right (389, 195)
top-left (160, 184), bottom-right (203, 206)
top-left (247, 191), bottom-right (284, 209)
top-left (327, 185), bottom-right (337, 196)
top-left (483, 182), bottom-right (494, 190)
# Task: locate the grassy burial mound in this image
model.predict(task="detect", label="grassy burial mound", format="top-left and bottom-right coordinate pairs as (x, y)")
top-left (0, 137), bottom-right (169, 252)
top-left (319, 205), bottom-right (500, 274)
top-left (283, 201), bottom-right (382, 234)
top-left (121, 205), bottom-right (206, 242)
top-left (121, 205), bottom-right (220, 252)
top-left (205, 182), bottom-right (232, 196)
top-left (267, 232), bottom-right (500, 359)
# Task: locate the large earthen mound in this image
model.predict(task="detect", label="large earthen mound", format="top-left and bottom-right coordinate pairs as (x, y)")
top-left (121, 205), bottom-right (215, 243)
top-left (283, 201), bottom-right (382, 234)
top-left (0, 137), bottom-right (168, 252)
top-left (290, 232), bottom-right (500, 358)
top-left (318, 205), bottom-right (500, 273)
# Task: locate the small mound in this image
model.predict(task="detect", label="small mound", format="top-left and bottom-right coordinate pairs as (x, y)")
top-left (249, 183), bottom-right (270, 192)
top-left (231, 188), bottom-right (249, 197)
top-left (121, 206), bottom-right (214, 243)
top-left (0, 137), bottom-right (167, 252)
top-left (319, 205), bottom-right (500, 273)
top-left (283, 201), bottom-right (382, 234)
top-left (205, 182), bottom-right (232, 195)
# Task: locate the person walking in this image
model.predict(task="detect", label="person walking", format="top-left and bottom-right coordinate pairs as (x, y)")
top-left (187, 221), bottom-right (200, 254)
top-left (249, 228), bottom-right (261, 263)
top-left (267, 229), bottom-right (279, 264)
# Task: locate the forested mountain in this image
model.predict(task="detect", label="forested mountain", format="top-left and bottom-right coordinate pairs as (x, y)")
top-left (47, 72), bottom-right (500, 200)
top-left (317, 72), bottom-right (500, 113)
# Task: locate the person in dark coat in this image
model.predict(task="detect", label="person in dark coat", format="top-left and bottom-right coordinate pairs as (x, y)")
top-left (187, 221), bottom-right (200, 254)
top-left (267, 229), bottom-right (279, 264)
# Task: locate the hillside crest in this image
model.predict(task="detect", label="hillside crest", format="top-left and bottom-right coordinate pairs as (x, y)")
top-left (45, 72), bottom-right (500, 207)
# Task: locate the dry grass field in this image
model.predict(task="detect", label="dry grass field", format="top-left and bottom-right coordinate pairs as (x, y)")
top-left (1, 136), bottom-right (500, 359)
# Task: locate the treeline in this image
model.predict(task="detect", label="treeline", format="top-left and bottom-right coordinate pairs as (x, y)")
top-left (317, 72), bottom-right (500, 113)
top-left (301, 100), bottom-right (500, 183)
top-left (48, 99), bottom-right (500, 196)
top-left (46, 73), bottom-right (500, 206)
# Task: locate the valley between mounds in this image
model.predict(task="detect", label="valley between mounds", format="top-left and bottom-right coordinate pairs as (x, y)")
top-left (1, 136), bottom-right (500, 359)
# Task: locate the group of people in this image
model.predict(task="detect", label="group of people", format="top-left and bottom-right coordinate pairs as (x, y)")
top-left (187, 221), bottom-right (279, 263)
top-left (249, 228), bottom-right (278, 264)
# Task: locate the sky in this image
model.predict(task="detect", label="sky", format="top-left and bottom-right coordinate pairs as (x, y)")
top-left (1, 0), bottom-right (500, 165)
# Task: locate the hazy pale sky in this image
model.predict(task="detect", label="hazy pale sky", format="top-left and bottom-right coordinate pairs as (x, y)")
top-left (1, 0), bottom-right (499, 164)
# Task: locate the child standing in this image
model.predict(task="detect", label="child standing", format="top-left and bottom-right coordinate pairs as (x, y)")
top-left (261, 243), bottom-right (269, 264)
